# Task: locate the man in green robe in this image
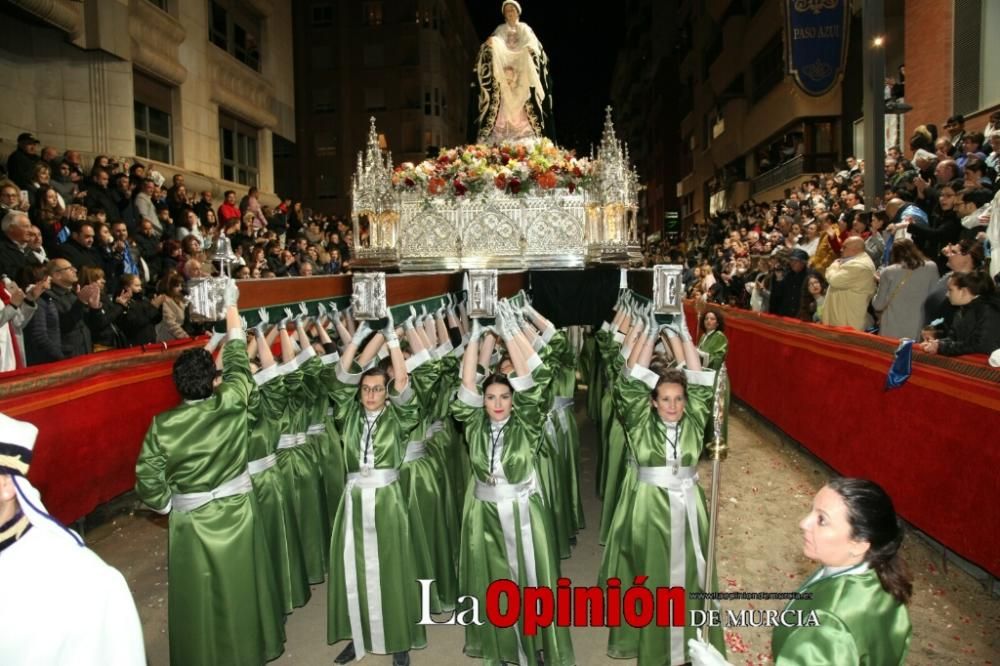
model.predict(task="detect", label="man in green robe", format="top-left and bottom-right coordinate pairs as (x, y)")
top-left (135, 300), bottom-right (285, 666)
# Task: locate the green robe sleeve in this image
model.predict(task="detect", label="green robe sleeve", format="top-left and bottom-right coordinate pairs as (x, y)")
top-left (774, 610), bottom-right (860, 666)
top-left (135, 418), bottom-right (171, 512)
top-left (388, 377), bottom-right (422, 442)
top-left (219, 338), bottom-right (253, 408)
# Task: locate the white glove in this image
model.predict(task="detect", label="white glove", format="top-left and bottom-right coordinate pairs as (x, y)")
top-left (383, 309), bottom-right (397, 342)
top-left (281, 307), bottom-right (295, 328)
top-left (257, 307), bottom-right (270, 326)
top-left (351, 321), bottom-right (372, 347)
top-left (470, 318), bottom-right (484, 343)
top-left (410, 304), bottom-right (418, 321)
top-left (317, 302), bottom-right (328, 322)
top-left (687, 638), bottom-right (731, 666)
top-left (204, 331), bottom-right (226, 353)
top-left (223, 279), bottom-right (240, 307)
top-left (677, 304), bottom-right (692, 342)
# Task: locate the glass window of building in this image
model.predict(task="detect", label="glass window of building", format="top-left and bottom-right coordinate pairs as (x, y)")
top-left (133, 72), bottom-right (173, 164)
top-left (209, 0), bottom-right (261, 72)
top-left (219, 113), bottom-right (259, 186)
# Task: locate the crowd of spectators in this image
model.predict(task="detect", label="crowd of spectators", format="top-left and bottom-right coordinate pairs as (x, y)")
top-left (644, 110), bottom-right (1000, 362)
top-left (0, 131), bottom-right (358, 371)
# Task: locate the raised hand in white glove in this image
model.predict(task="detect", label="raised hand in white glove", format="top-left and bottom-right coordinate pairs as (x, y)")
top-left (469, 318), bottom-right (484, 343)
top-left (351, 320), bottom-right (372, 347)
top-left (687, 638), bottom-right (730, 666)
top-left (223, 279), bottom-right (240, 307)
top-left (281, 307), bottom-right (295, 329)
top-left (204, 330), bottom-right (226, 353)
top-left (383, 309), bottom-right (397, 342)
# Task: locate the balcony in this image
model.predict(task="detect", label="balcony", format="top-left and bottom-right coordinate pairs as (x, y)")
top-left (750, 154), bottom-right (838, 195)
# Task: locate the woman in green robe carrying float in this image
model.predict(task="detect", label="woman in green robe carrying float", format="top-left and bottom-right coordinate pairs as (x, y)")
top-left (326, 311), bottom-right (426, 666)
top-left (452, 301), bottom-right (575, 666)
top-left (599, 301), bottom-right (726, 665)
top-left (689, 477), bottom-right (912, 665)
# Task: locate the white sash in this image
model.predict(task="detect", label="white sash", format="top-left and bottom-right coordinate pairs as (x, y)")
top-left (474, 472), bottom-right (540, 665)
top-left (342, 468), bottom-right (400, 659)
top-left (247, 453), bottom-right (278, 476)
top-left (171, 470), bottom-right (253, 513)
top-left (277, 433), bottom-right (308, 450)
top-left (306, 422), bottom-right (326, 435)
top-left (636, 464), bottom-right (704, 665)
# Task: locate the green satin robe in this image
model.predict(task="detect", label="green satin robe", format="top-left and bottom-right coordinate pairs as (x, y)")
top-left (451, 359), bottom-right (575, 666)
top-left (248, 367), bottom-right (311, 612)
top-left (431, 347), bottom-right (473, 513)
top-left (277, 352), bottom-right (330, 583)
top-left (135, 339), bottom-right (284, 666)
top-left (696, 330), bottom-right (728, 371)
top-left (600, 365), bottom-right (725, 665)
top-left (595, 329), bottom-right (629, 545)
top-left (404, 352), bottom-right (460, 613)
top-left (326, 362), bottom-right (427, 654)
top-left (772, 566), bottom-right (911, 665)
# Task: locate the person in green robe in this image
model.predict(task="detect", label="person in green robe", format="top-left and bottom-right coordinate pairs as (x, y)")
top-left (135, 301), bottom-right (285, 666)
top-left (452, 303), bottom-right (575, 666)
top-left (327, 311), bottom-right (426, 666)
top-left (246, 319), bottom-right (311, 614)
top-left (696, 309), bottom-right (728, 371)
top-left (599, 303), bottom-right (725, 666)
top-left (274, 317), bottom-right (330, 584)
top-left (398, 309), bottom-right (461, 613)
top-left (689, 477), bottom-right (912, 665)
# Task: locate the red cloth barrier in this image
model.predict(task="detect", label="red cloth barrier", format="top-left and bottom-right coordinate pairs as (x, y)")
top-left (715, 307), bottom-right (1000, 577)
top-left (0, 340), bottom-right (201, 524)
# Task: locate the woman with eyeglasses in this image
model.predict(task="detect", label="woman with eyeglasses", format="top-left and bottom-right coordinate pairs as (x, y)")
top-left (451, 303), bottom-right (575, 666)
top-left (327, 310), bottom-right (425, 666)
top-left (923, 239), bottom-right (984, 329)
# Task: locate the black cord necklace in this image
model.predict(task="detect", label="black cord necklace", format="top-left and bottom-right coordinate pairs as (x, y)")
top-left (361, 407), bottom-right (385, 475)
top-left (488, 421), bottom-right (507, 486)
top-left (665, 418), bottom-right (683, 473)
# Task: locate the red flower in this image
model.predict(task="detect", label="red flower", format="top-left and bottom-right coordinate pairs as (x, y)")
top-left (537, 170), bottom-right (558, 189)
top-left (509, 177), bottom-right (521, 194)
top-left (494, 173), bottom-right (507, 190)
top-left (404, 177), bottom-right (415, 188)
top-left (568, 182), bottom-right (576, 194)
top-left (453, 179), bottom-right (467, 196)
top-left (572, 166), bottom-right (583, 177)
top-left (428, 177), bottom-right (446, 195)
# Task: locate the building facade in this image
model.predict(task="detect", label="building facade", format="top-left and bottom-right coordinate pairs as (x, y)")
top-left (0, 0), bottom-right (296, 201)
top-left (292, 0), bottom-right (478, 216)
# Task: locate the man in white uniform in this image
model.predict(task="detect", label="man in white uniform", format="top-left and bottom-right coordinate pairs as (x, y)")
top-left (0, 412), bottom-right (146, 665)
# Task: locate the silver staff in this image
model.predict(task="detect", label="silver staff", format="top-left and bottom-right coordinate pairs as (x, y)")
top-left (703, 363), bottom-right (730, 608)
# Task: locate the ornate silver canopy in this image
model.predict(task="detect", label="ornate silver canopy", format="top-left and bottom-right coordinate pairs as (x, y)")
top-left (352, 117), bottom-right (399, 267)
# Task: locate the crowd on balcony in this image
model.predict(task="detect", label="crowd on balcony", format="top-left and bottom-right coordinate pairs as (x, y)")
top-left (0, 132), bottom-right (360, 372)
top-left (648, 110), bottom-right (1000, 362)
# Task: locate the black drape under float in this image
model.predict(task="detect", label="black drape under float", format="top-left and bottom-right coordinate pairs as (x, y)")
top-left (528, 270), bottom-right (620, 328)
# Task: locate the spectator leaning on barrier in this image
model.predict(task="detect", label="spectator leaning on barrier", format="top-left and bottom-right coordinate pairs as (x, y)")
top-left (921, 271), bottom-right (1000, 357)
top-left (823, 237), bottom-right (877, 331)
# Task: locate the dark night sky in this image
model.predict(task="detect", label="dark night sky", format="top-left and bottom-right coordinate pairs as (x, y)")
top-left (464, 1), bottom-right (626, 155)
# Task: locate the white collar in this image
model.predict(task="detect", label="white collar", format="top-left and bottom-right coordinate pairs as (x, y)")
top-left (490, 416), bottom-right (511, 430)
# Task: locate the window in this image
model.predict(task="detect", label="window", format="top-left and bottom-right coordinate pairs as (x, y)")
top-left (363, 2), bottom-right (383, 27)
top-left (310, 45), bottom-right (334, 69)
top-left (363, 44), bottom-right (384, 68)
top-left (364, 88), bottom-right (385, 111)
top-left (219, 113), bottom-right (258, 186)
top-left (209, 0), bottom-right (261, 72)
top-left (311, 1), bottom-right (333, 27)
top-left (314, 132), bottom-right (337, 157)
top-left (313, 87), bottom-right (336, 113)
top-left (316, 173), bottom-right (338, 199)
top-left (133, 72), bottom-right (173, 164)
top-left (433, 88), bottom-right (440, 116)
top-left (145, 0), bottom-right (167, 10)
top-left (953, 0), bottom-right (1000, 115)
top-left (751, 34), bottom-right (784, 103)
top-left (424, 91), bottom-right (431, 116)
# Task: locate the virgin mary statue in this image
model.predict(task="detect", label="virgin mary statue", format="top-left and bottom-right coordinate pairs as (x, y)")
top-left (472, 1), bottom-right (555, 144)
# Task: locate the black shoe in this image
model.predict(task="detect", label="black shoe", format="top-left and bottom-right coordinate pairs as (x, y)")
top-left (392, 651), bottom-right (410, 666)
top-left (334, 642), bottom-right (356, 664)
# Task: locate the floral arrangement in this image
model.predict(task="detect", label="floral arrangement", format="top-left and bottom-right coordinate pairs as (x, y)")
top-left (391, 138), bottom-right (592, 199)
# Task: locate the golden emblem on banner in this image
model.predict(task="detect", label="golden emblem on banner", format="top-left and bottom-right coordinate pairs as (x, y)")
top-left (793, 0), bottom-right (838, 14)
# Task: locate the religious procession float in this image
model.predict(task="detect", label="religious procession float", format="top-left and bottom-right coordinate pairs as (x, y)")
top-left (348, 0), bottom-right (643, 272)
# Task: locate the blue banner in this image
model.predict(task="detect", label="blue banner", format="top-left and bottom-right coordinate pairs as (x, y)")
top-left (784, 0), bottom-right (850, 96)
